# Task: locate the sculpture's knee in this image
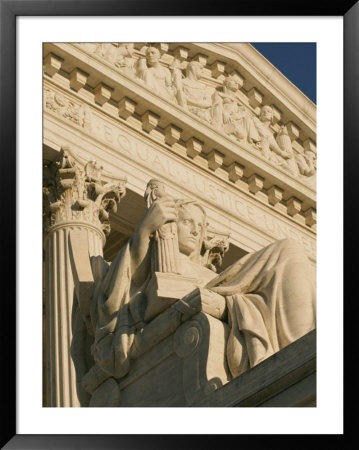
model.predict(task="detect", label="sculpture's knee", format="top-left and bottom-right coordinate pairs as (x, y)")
top-left (276, 238), bottom-right (308, 262)
top-left (277, 238), bottom-right (303, 251)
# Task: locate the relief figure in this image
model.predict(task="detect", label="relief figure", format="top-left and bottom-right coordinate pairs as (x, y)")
top-left (177, 61), bottom-right (216, 123)
top-left (94, 43), bottom-right (135, 74)
top-left (253, 105), bottom-right (292, 164)
top-left (135, 46), bottom-right (175, 101)
top-left (296, 148), bottom-right (316, 177)
top-left (213, 75), bottom-right (260, 143)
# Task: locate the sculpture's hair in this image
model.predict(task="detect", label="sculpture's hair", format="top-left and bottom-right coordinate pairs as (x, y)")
top-left (175, 199), bottom-right (206, 222)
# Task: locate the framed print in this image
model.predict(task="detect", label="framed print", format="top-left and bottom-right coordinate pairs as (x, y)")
top-left (1, 1), bottom-right (356, 448)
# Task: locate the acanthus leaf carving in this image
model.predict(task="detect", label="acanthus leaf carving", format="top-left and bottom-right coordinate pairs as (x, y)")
top-left (43, 148), bottom-right (126, 237)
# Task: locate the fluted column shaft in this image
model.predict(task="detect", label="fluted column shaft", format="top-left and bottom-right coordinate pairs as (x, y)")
top-left (45, 223), bottom-right (104, 407)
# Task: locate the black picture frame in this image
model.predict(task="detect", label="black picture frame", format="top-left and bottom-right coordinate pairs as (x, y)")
top-left (1, 1), bottom-right (355, 448)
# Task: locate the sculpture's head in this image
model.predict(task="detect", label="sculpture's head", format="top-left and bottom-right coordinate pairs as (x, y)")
top-left (305, 149), bottom-right (316, 161)
top-left (186, 61), bottom-right (204, 80)
top-left (223, 75), bottom-right (239, 91)
top-left (146, 46), bottom-right (161, 66)
top-left (259, 105), bottom-right (274, 122)
top-left (175, 199), bottom-right (207, 260)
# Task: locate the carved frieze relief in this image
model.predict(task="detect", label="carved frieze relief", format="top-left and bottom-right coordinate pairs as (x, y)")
top-left (44, 87), bottom-right (93, 132)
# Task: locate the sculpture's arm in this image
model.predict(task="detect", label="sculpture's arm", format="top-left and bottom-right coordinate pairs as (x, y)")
top-left (164, 67), bottom-right (173, 87)
top-left (173, 67), bottom-right (186, 107)
top-left (186, 94), bottom-right (213, 109)
top-left (130, 196), bottom-right (177, 286)
top-left (135, 58), bottom-right (148, 80)
top-left (269, 134), bottom-right (291, 159)
top-left (211, 91), bottom-right (224, 127)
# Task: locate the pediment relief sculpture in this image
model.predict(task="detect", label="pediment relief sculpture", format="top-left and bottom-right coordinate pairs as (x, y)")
top-left (135, 46), bottom-right (176, 102)
top-left (253, 106), bottom-right (317, 182)
top-left (73, 43), bottom-right (317, 183)
top-left (94, 43), bottom-right (135, 75)
top-left (253, 105), bottom-right (291, 162)
top-left (69, 178), bottom-right (316, 406)
top-left (176, 61), bottom-right (217, 124)
top-left (213, 74), bottom-right (260, 143)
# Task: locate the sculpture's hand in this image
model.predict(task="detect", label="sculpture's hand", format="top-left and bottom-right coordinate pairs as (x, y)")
top-left (141, 197), bottom-right (178, 236)
top-left (280, 151), bottom-right (291, 159)
top-left (182, 288), bottom-right (226, 320)
top-left (223, 111), bottom-right (232, 124)
top-left (130, 196), bottom-right (176, 285)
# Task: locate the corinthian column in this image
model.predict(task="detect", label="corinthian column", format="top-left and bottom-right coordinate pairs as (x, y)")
top-left (43, 148), bottom-right (126, 406)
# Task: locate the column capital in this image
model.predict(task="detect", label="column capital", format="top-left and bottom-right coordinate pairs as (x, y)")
top-left (43, 147), bottom-right (126, 240)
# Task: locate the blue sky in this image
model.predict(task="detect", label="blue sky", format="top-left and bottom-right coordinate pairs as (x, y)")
top-left (250, 43), bottom-right (316, 104)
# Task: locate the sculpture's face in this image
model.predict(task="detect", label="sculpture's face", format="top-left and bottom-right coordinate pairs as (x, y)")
top-left (177, 204), bottom-right (205, 256)
top-left (260, 106), bottom-right (273, 122)
top-left (146, 47), bottom-right (160, 65)
top-left (226, 78), bottom-right (238, 91)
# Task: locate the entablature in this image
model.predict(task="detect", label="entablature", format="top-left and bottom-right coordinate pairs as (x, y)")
top-left (43, 43), bottom-right (316, 197)
top-left (43, 93), bottom-right (316, 264)
top-left (43, 70), bottom-right (316, 231)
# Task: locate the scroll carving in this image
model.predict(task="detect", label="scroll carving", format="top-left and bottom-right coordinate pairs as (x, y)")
top-left (44, 88), bottom-right (81, 125)
top-left (44, 87), bottom-right (93, 131)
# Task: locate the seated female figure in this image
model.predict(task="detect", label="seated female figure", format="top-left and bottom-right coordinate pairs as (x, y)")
top-left (88, 184), bottom-right (316, 384)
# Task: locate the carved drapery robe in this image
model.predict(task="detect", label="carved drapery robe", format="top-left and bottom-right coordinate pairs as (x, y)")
top-left (87, 238), bottom-right (315, 382)
top-left (89, 241), bottom-right (135, 379)
top-left (213, 91), bottom-right (260, 143)
top-left (206, 238), bottom-right (316, 377)
top-left (181, 78), bottom-right (215, 123)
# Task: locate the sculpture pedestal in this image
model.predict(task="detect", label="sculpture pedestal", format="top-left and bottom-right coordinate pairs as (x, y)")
top-left (119, 312), bottom-right (231, 406)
